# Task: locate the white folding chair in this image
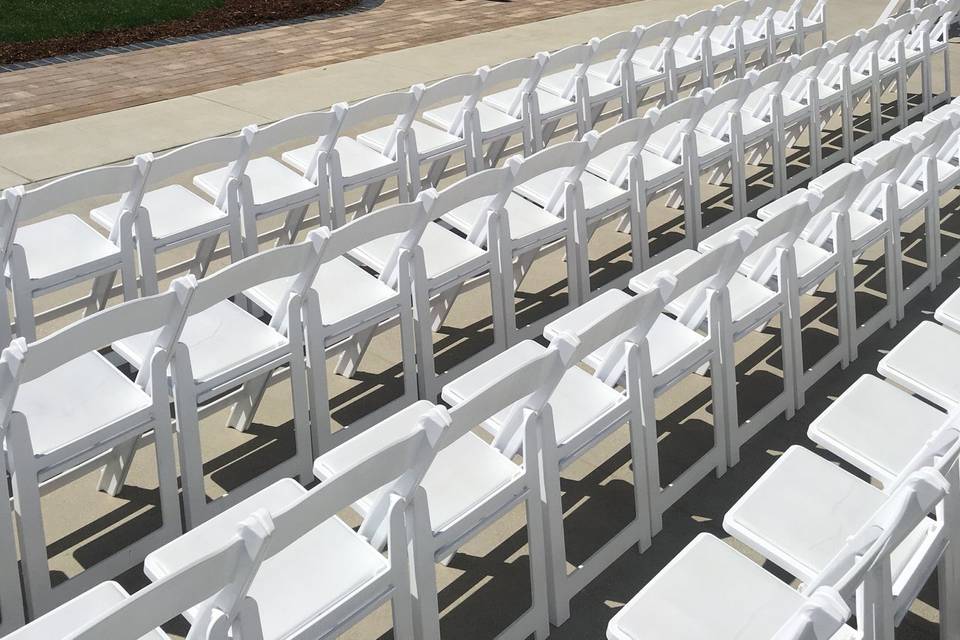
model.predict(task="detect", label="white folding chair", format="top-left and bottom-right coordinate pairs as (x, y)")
top-left (724, 438), bottom-right (960, 640)
top-left (470, 138), bottom-right (595, 343)
top-left (812, 33), bottom-right (865, 170)
top-left (607, 535), bottom-right (854, 640)
top-left (529, 40), bottom-right (599, 149)
top-left (388, 72), bottom-right (484, 193)
top-left (709, 0), bottom-right (753, 81)
top-left (524, 275), bottom-right (676, 624)
top-left (877, 318), bottom-right (960, 409)
top-left (6, 512), bottom-right (273, 640)
top-left (147, 404), bottom-right (445, 640)
top-left (397, 168), bottom-right (514, 401)
top-left (737, 0), bottom-right (781, 70)
top-left (634, 93), bottom-right (710, 252)
top-left (902, 2), bottom-right (955, 122)
top-left (696, 192), bottom-right (820, 463)
top-left (578, 27), bottom-right (644, 124)
top-left (93, 131), bottom-right (254, 296)
top-left (425, 55), bottom-right (547, 171)
top-left (777, 49), bottom-right (829, 194)
top-left (588, 19), bottom-right (680, 108)
top-left (606, 229), bottom-right (756, 533)
top-left (283, 90), bottom-right (419, 226)
top-left (757, 167), bottom-right (862, 406)
top-left (670, 9), bottom-right (721, 95)
top-left (876, 12), bottom-right (921, 136)
top-left (927, 0), bottom-right (957, 109)
top-left (739, 58), bottom-right (796, 211)
top-left (112, 234), bottom-right (328, 528)
top-left (245, 197), bottom-right (431, 452)
top-left (195, 108), bottom-right (344, 257)
top-left (692, 77), bottom-right (754, 239)
top-left (609, 464), bottom-right (947, 640)
top-left (320, 335), bottom-right (579, 640)
top-left (1, 161), bottom-right (148, 343)
top-left (1, 280), bottom-right (193, 616)
top-left (846, 23), bottom-right (892, 155)
top-left (563, 115), bottom-right (656, 299)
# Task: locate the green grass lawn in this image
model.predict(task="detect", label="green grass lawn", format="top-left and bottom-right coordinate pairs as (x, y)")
top-left (1, 0), bottom-right (225, 43)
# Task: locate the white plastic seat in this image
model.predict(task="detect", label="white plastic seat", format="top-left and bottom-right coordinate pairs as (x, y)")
top-left (1, 282), bottom-right (194, 616)
top-left (878, 320), bottom-right (960, 409)
top-left (606, 534), bottom-right (857, 640)
top-left (935, 286), bottom-right (960, 332)
top-left (148, 408), bottom-right (444, 640)
top-left (1, 161), bottom-right (148, 343)
top-left (808, 374), bottom-right (946, 486)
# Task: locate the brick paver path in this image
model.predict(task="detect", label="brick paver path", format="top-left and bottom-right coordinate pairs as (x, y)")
top-left (0, 0), bottom-right (633, 134)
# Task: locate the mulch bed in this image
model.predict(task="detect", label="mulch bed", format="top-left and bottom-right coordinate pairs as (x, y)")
top-left (0, 0), bottom-right (360, 65)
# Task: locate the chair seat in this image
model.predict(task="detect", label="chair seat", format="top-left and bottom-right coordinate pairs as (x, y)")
top-left (144, 478), bottom-right (390, 640)
top-left (360, 119), bottom-right (462, 159)
top-left (693, 130), bottom-right (731, 162)
top-left (247, 256), bottom-right (398, 336)
top-left (115, 300), bottom-right (287, 384)
top-left (878, 321), bottom-right (960, 408)
top-left (442, 192), bottom-right (563, 244)
top-left (92, 185), bottom-right (228, 243)
top-left (808, 374), bottom-right (946, 484)
top-left (847, 209), bottom-right (887, 249)
top-left (424, 101), bottom-right (520, 138)
top-left (606, 533), bottom-right (857, 640)
top-left (934, 287), bottom-right (960, 332)
top-left (484, 86), bottom-right (575, 120)
top-left (724, 445), bottom-right (937, 584)
top-left (314, 400), bottom-right (524, 533)
top-left (540, 69), bottom-right (620, 101)
top-left (713, 24), bottom-right (766, 47)
top-left (14, 351), bottom-right (152, 457)
top-left (11, 215), bottom-right (121, 287)
top-left (590, 57), bottom-right (667, 86)
top-left (196, 157), bottom-right (315, 210)
top-left (793, 239), bottom-right (835, 287)
top-left (6, 581), bottom-right (167, 640)
top-left (444, 339), bottom-right (624, 448)
top-left (351, 221), bottom-right (486, 285)
top-left (514, 167), bottom-right (627, 214)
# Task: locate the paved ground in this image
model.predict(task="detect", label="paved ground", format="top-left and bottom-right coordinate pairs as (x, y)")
top-left (0, 0), bottom-right (636, 135)
top-left (2, 0), bottom-right (958, 638)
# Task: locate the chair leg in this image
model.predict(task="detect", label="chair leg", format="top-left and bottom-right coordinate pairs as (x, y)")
top-left (523, 450), bottom-right (552, 640)
top-left (305, 331), bottom-right (334, 458)
top-left (409, 493), bottom-right (441, 640)
top-left (96, 437), bottom-right (139, 496)
top-left (715, 332), bottom-right (736, 471)
top-left (779, 304), bottom-right (798, 421)
top-left (225, 373), bottom-right (270, 433)
top-left (425, 156), bottom-right (450, 190)
top-left (278, 205), bottom-right (310, 248)
top-left (190, 235), bottom-right (220, 279)
top-left (87, 271), bottom-right (117, 316)
top-left (359, 180), bottom-right (387, 215)
top-left (412, 275), bottom-right (438, 401)
top-left (11, 282), bottom-right (36, 344)
top-left (485, 137), bottom-right (511, 169)
top-left (938, 462), bottom-right (960, 640)
top-left (171, 366), bottom-right (208, 530)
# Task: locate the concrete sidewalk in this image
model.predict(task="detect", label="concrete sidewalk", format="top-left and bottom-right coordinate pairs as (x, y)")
top-left (0, 0), bottom-right (883, 188)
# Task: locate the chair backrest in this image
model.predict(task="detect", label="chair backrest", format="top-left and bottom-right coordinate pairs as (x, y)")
top-left (146, 127), bottom-right (257, 209)
top-left (541, 40), bottom-right (599, 98)
top-left (879, 12), bottom-right (918, 61)
top-left (3, 160), bottom-right (150, 257)
top-left (5, 277), bottom-right (195, 397)
top-left (328, 193), bottom-right (435, 288)
top-left (714, 0), bottom-right (752, 48)
top-left (697, 76), bottom-right (754, 139)
top-left (478, 53), bottom-right (549, 117)
top-left (644, 93), bottom-right (709, 161)
top-left (740, 190), bottom-right (821, 285)
top-left (771, 587), bottom-right (851, 640)
top-left (506, 134), bottom-right (599, 214)
top-left (635, 18), bottom-right (683, 73)
top-left (803, 163), bottom-right (868, 247)
top-left (187, 230), bottom-right (328, 332)
top-left (583, 274), bottom-right (678, 386)
top-left (852, 139), bottom-right (922, 213)
top-left (444, 332), bottom-right (579, 455)
top-left (651, 227), bottom-right (758, 329)
top-left (287, 409), bottom-right (446, 551)
top-left (591, 27), bottom-right (644, 84)
top-left (340, 90), bottom-right (420, 159)
top-left (416, 72), bottom-right (484, 136)
top-left (431, 166), bottom-right (515, 244)
top-left (929, 0), bottom-right (957, 43)
top-left (820, 32), bottom-right (865, 86)
top-left (249, 107), bottom-right (345, 182)
top-left (590, 112), bottom-right (659, 186)
top-left (63, 513), bottom-right (274, 640)
top-left (675, 8), bottom-right (720, 61)
top-left (744, 59), bottom-right (795, 120)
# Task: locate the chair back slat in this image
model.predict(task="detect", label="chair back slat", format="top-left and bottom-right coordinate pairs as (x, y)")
top-left (250, 108), bottom-right (344, 156)
top-left (507, 136), bottom-right (597, 213)
top-left (14, 161), bottom-right (149, 222)
top-left (590, 114), bottom-right (658, 185)
top-left (479, 54), bottom-right (548, 117)
top-left (431, 166), bottom-right (514, 223)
